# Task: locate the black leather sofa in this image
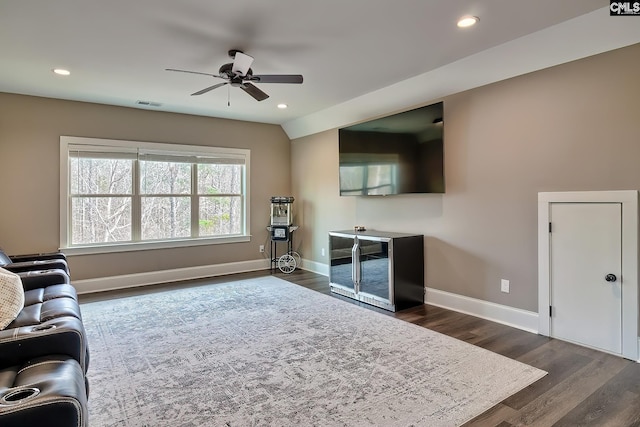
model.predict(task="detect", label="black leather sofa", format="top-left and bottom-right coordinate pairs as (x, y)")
top-left (0, 250), bottom-right (89, 427)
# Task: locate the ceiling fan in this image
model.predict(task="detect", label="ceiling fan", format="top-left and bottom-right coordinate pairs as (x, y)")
top-left (166, 49), bottom-right (303, 102)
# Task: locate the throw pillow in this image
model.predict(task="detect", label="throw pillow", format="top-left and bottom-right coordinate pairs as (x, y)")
top-left (0, 267), bottom-right (24, 330)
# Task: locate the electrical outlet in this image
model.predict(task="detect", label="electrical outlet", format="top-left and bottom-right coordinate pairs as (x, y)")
top-left (321, 248), bottom-right (325, 257)
top-left (259, 245), bottom-right (265, 253)
top-left (501, 279), bottom-right (510, 293)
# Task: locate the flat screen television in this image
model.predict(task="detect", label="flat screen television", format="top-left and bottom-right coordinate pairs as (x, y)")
top-left (338, 101), bottom-right (444, 196)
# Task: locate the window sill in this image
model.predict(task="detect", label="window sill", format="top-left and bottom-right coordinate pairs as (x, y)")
top-left (60, 235), bottom-right (251, 256)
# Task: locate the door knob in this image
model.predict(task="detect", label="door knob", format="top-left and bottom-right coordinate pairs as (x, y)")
top-left (605, 274), bottom-right (617, 283)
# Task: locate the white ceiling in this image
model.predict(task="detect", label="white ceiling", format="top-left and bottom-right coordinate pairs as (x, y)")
top-left (1, 1), bottom-right (639, 139)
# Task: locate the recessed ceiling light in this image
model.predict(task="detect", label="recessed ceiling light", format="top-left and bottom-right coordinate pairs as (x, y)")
top-left (277, 103), bottom-right (288, 109)
top-left (457, 15), bottom-right (479, 28)
top-left (52, 68), bottom-right (71, 76)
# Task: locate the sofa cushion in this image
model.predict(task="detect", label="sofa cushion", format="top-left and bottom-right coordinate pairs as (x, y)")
top-left (10, 297), bottom-right (82, 327)
top-left (0, 267), bottom-right (24, 330)
top-left (23, 284), bottom-right (78, 307)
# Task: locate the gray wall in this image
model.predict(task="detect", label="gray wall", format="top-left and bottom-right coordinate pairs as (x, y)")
top-left (0, 94), bottom-right (291, 280)
top-left (291, 43), bottom-right (640, 313)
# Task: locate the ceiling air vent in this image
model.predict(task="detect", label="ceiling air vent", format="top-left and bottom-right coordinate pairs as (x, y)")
top-left (136, 100), bottom-right (162, 107)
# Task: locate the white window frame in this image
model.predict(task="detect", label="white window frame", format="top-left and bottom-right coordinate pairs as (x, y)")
top-left (60, 136), bottom-right (251, 255)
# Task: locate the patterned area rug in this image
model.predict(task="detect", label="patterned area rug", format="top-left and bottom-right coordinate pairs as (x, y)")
top-left (81, 276), bottom-right (546, 426)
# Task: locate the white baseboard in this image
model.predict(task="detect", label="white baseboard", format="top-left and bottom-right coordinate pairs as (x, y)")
top-left (300, 258), bottom-right (329, 276)
top-left (426, 287), bottom-right (539, 334)
top-left (74, 259), bottom-right (270, 294)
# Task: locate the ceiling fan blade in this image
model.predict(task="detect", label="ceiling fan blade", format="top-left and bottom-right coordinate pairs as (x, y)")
top-left (166, 68), bottom-right (221, 78)
top-left (191, 82), bottom-right (228, 96)
top-left (250, 74), bottom-right (303, 84)
top-left (240, 83), bottom-right (269, 101)
top-left (232, 52), bottom-right (254, 77)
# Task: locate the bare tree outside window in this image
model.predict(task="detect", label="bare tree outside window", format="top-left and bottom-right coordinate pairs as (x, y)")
top-left (198, 163), bottom-right (242, 236)
top-left (70, 158), bottom-right (132, 244)
top-left (140, 160), bottom-right (191, 240)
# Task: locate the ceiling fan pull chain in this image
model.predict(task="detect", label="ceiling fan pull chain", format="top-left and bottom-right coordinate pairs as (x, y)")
top-left (228, 84), bottom-right (231, 107)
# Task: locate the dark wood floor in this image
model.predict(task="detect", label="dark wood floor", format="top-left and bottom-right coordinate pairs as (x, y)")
top-left (81, 269), bottom-right (640, 426)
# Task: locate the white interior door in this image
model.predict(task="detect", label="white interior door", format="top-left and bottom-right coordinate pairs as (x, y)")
top-left (550, 202), bottom-right (622, 354)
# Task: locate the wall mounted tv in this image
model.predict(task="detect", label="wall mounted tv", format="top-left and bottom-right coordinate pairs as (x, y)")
top-left (338, 101), bottom-right (444, 196)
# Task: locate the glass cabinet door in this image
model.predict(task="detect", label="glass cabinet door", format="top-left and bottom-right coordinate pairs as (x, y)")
top-left (358, 238), bottom-right (390, 300)
top-left (329, 235), bottom-right (356, 289)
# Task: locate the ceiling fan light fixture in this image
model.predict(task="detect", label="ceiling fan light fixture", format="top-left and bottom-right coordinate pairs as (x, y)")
top-left (277, 103), bottom-right (288, 109)
top-left (52, 68), bottom-right (71, 76)
top-left (457, 15), bottom-right (479, 28)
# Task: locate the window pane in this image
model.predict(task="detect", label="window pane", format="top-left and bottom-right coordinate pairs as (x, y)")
top-left (141, 196), bottom-right (191, 240)
top-left (140, 161), bottom-right (191, 195)
top-left (70, 158), bottom-right (132, 194)
top-left (197, 164), bottom-right (242, 194)
top-left (71, 197), bottom-right (131, 244)
top-left (199, 196), bottom-right (242, 236)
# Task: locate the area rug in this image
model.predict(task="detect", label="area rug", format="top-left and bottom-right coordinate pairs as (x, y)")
top-left (81, 276), bottom-right (546, 426)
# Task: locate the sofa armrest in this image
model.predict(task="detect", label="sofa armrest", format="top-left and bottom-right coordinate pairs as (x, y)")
top-left (0, 356), bottom-right (87, 427)
top-left (18, 269), bottom-right (71, 291)
top-left (9, 251), bottom-right (67, 263)
top-left (0, 317), bottom-right (89, 373)
top-left (3, 259), bottom-right (69, 274)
